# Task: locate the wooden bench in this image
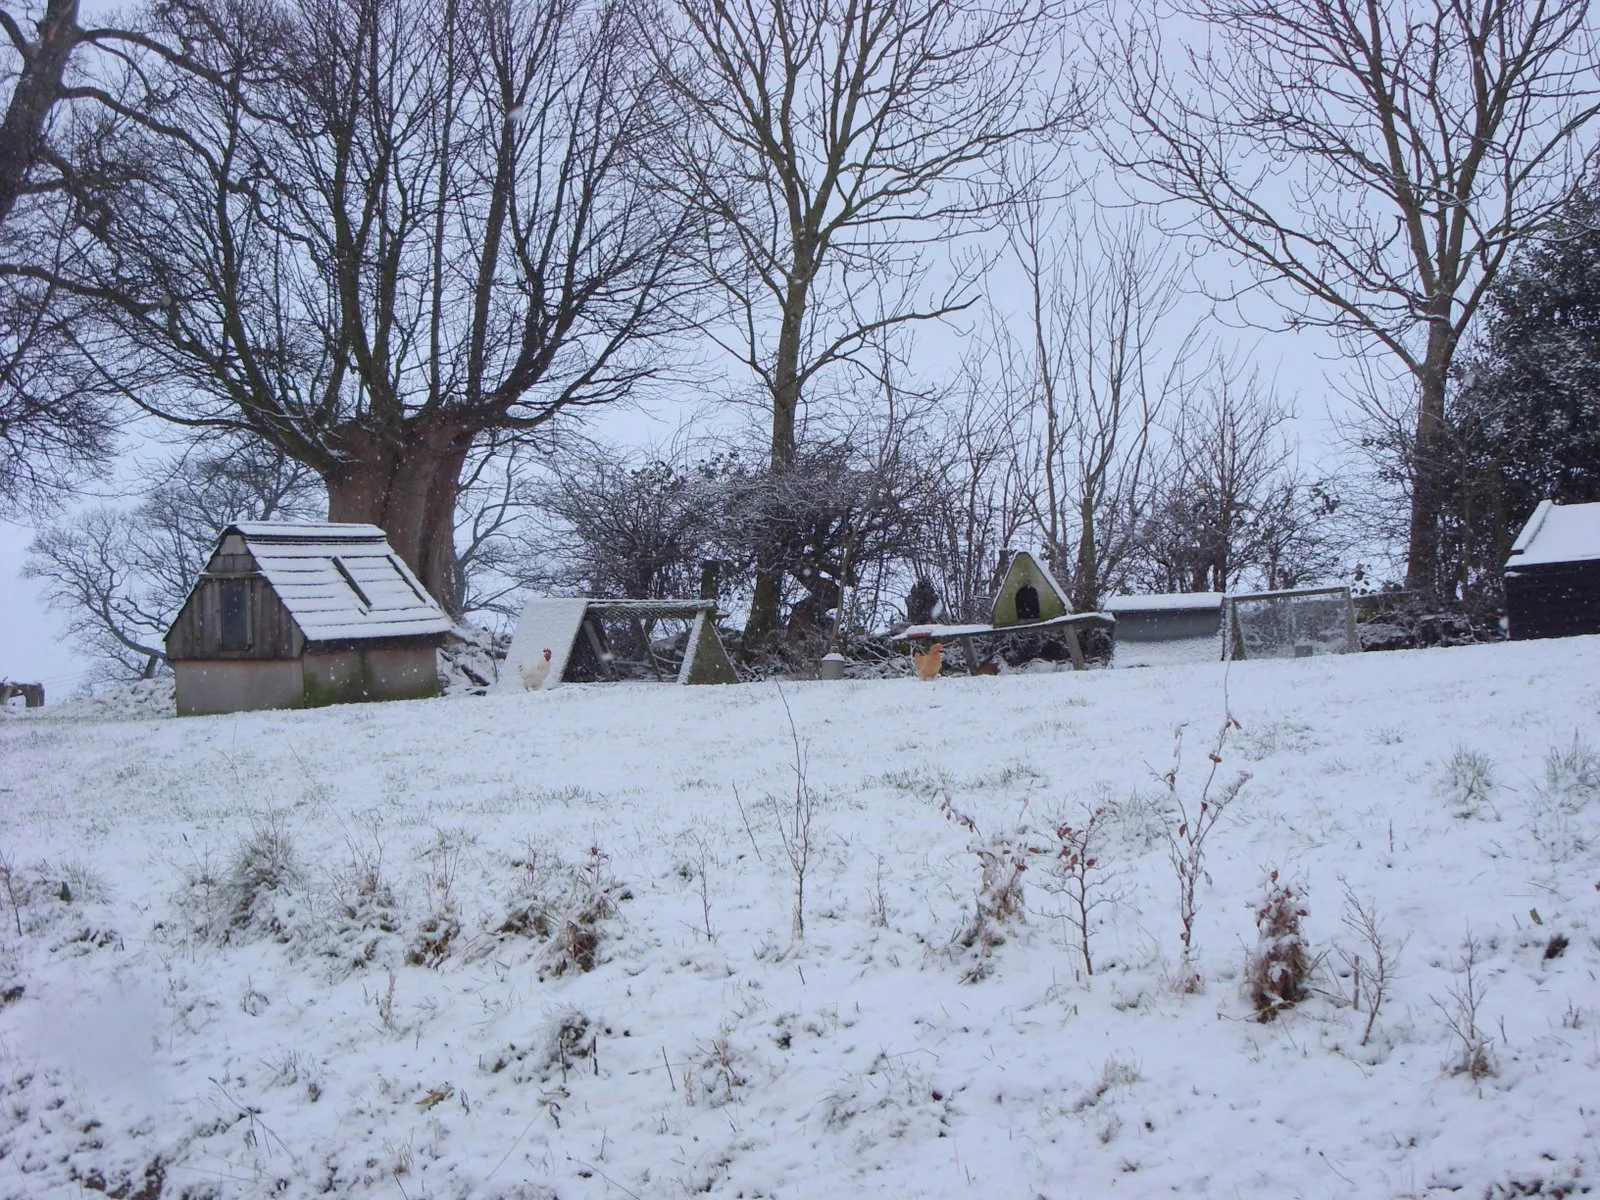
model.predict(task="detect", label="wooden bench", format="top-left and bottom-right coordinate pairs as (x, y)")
top-left (904, 613), bottom-right (1116, 673)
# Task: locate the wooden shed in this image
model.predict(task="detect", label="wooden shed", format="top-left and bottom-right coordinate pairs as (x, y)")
top-left (1102, 592), bottom-right (1224, 642)
top-left (165, 522), bottom-right (452, 716)
top-left (1504, 500), bottom-right (1600, 641)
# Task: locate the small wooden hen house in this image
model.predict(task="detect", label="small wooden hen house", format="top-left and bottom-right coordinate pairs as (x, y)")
top-left (165, 523), bottom-right (452, 716)
top-left (1504, 499), bottom-right (1600, 641)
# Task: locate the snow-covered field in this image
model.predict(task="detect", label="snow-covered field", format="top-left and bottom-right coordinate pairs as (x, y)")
top-left (2, 639), bottom-right (1599, 1199)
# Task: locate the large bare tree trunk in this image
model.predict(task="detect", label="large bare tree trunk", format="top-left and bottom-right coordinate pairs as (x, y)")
top-left (0, 0), bottom-right (79, 225)
top-left (326, 419), bottom-right (474, 616)
top-left (743, 277), bottom-right (809, 651)
top-left (1404, 322), bottom-right (1453, 596)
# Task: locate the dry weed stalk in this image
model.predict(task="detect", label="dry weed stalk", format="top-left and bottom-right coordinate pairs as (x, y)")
top-left (1338, 882), bottom-right (1404, 1047)
top-left (1435, 933), bottom-right (1494, 1079)
top-left (0, 848), bottom-right (22, 936)
top-left (1159, 716), bottom-right (1250, 983)
top-left (689, 832), bottom-right (716, 942)
top-left (769, 687), bottom-right (819, 940)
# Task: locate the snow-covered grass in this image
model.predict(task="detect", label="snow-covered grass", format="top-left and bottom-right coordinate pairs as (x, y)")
top-left (2, 638), bottom-right (1598, 1199)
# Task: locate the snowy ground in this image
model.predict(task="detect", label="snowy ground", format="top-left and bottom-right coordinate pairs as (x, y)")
top-left (2, 638), bottom-right (1599, 1199)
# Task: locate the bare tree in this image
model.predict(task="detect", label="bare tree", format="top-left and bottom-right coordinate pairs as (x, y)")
top-left (55, 0), bottom-right (700, 612)
top-left (993, 200), bottom-right (1197, 609)
top-left (919, 366), bottom-right (1032, 622)
top-left (1133, 366), bottom-right (1341, 593)
top-left (24, 440), bottom-right (322, 678)
top-left (0, 0), bottom-right (137, 506)
top-left (1106, 0), bottom-right (1600, 597)
top-left (719, 430), bottom-right (946, 647)
top-left (520, 441), bottom-right (732, 601)
top-left (654, 0), bottom-right (1079, 651)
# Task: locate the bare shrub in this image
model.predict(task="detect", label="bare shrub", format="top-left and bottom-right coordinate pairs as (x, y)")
top-left (1043, 806), bottom-right (1125, 978)
top-left (1337, 883), bottom-right (1404, 1047)
top-left (1436, 745), bottom-right (1499, 819)
top-left (1159, 716), bottom-right (1250, 985)
top-left (766, 687), bottom-right (821, 940)
top-left (1244, 870), bottom-right (1309, 1021)
top-left (1434, 933), bottom-right (1495, 1079)
top-left (940, 792), bottom-right (1041, 981)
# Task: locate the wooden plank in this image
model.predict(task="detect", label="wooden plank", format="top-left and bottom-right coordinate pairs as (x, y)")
top-left (632, 617), bottom-right (664, 681)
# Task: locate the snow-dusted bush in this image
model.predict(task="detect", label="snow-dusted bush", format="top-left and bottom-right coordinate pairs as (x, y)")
top-left (541, 846), bottom-right (623, 977)
top-left (223, 818), bottom-right (302, 941)
top-left (485, 1008), bottom-right (596, 1085)
top-left (1540, 733), bottom-right (1600, 808)
top-left (489, 842), bottom-right (625, 977)
top-left (1244, 870), bottom-right (1310, 1021)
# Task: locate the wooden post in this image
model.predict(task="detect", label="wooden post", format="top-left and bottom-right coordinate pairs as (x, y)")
top-left (958, 635), bottom-right (983, 676)
top-left (1063, 624), bottom-right (1086, 670)
top-left (582, 617), bottom-right (619, 681)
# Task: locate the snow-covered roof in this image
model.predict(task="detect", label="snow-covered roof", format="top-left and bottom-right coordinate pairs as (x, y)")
top-left (220, 522), bottom-right (452, 643)
top-left (1103, 592), bottom-right (1224, 614)
top-left (904, 613), bottom-right (1113, 640)
top-left (1506, 500), bottom-right (1600, 568)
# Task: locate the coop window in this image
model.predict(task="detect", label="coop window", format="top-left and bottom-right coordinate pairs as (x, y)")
top-left (1015, 583), bottom-right (1041, 621)
top-left (331, 556), bottom-right (372, 610)
top-left (220, 581), bottom-right (250, 650)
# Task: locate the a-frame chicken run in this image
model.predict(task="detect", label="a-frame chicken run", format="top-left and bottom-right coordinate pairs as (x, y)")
top-left (499, 597), bottom-right (738, 691)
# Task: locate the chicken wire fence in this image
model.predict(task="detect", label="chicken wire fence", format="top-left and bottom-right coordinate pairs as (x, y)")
top-left (1224, 587), bottom-right (1358, 661)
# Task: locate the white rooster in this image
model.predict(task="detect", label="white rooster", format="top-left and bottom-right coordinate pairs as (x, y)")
top-left (519, 647), bottom-right (554, 691)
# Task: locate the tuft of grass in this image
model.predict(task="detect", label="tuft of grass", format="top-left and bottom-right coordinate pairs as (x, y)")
top-left (1539, 733), bottom-right (1600, 811)
top-left (224, 818), bottom-right (301, 939)
top-left (1435, 746), bottom-right (1498, 819)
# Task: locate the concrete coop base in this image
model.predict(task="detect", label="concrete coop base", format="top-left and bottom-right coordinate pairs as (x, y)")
top-left (175, 646), bottom-right (439, 716)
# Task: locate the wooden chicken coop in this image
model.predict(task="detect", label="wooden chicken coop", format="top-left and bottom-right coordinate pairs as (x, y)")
top-left (164, 523), bottom-right (452, 716)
